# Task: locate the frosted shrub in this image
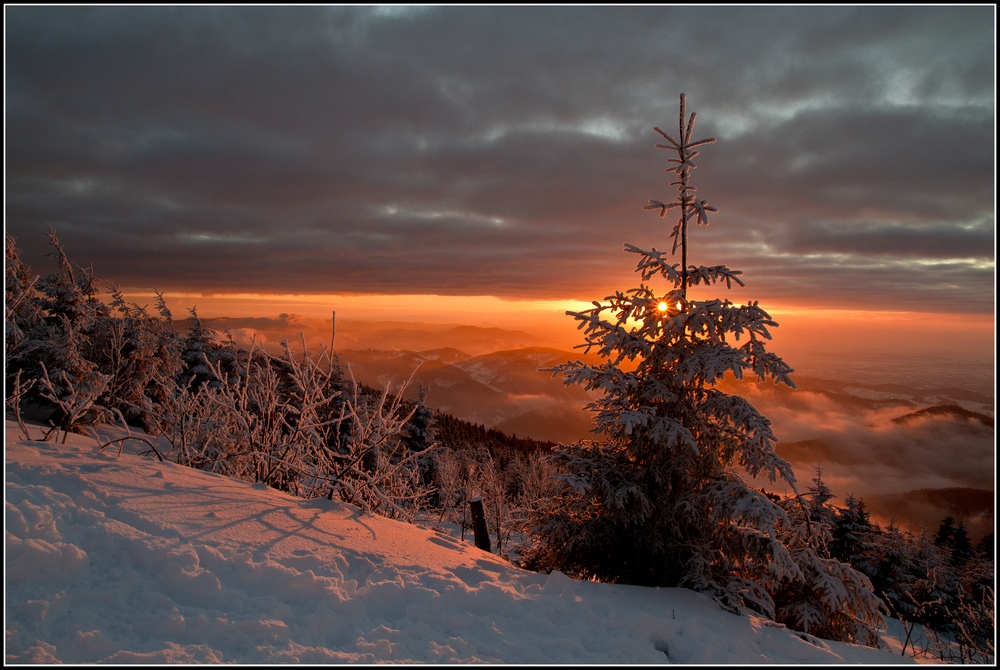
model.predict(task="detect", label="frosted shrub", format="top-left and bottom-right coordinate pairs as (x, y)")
top-left (509, 450), bottom-right (561, 528)
top-left (5, 233), bottom-right (41, 360)
top-left (476, 452), bottom-right (517, 556)
top-left (430, 448), bottom-right (470, 531)
top-left (159, 335), bottom-right (436, 520)
top-left (5, 232), bottom-right (181, 437)
top-left (91, 285), bottom-right (183, 433)
top-left (4, 231), bottom-right (436, 520)
top-left (36, 350), bottom-right (110, 442)
top-left (333, 367), bottom-right (437, 519)
top-left (429, 445), bottom-right (552, 553)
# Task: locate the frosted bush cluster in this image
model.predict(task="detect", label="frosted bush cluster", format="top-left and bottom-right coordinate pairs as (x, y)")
top-left (5, 232), bottom-right (435, 520)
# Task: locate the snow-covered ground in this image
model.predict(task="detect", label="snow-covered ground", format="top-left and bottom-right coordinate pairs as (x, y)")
top-left (5, 419), bottom-right (916, 664)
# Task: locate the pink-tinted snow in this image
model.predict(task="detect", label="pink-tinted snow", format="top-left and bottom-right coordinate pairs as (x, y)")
top-left (5, 420), bottom-right (912, 664)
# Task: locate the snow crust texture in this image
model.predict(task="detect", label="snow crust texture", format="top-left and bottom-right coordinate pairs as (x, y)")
top-left (5, 421), bottom-right (908, 664)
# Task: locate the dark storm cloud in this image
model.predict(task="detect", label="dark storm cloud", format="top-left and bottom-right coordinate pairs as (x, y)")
top-left (4, 6), bottom-right (994, 310)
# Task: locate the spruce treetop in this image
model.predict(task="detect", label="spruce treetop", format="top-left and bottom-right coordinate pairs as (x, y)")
top-left (643, 92), bottom-right (718, 299)
top-left (528, 93), bottom-right (803, 615)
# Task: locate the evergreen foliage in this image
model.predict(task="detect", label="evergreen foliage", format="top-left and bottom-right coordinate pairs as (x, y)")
top-left (6, 230), bottom-right (113, 434)
top-left (5, 232), bottom-right (41, 355)
top-left (935, 516), bottom-right (974, 567)
top-left (521, 95), bottom-right (885, 644)
top-left (178, 307), bottom-right (243, 391)
top-left (829, 494), bottom-right (876, 570)
top-left (804, 466), bottom-right (836, 525)
top-left (93, 284), bottom-right (183, 433)
top-left (974, 531), bottom-right (994, 562)
top-left (771, 471), bottom-right (884, 646)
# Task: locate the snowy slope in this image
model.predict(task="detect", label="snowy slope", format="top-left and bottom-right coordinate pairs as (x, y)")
top-left (5, 420), bottom-right (911, 664)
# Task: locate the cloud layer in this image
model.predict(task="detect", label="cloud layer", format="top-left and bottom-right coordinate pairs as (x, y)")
top-left (5, 6), bottom-right (994, 312)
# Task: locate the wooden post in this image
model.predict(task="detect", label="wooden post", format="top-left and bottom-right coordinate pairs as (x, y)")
top-left (469, 496), bottom-right (491, 552)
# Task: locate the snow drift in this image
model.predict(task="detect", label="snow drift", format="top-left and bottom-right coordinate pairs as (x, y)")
top-left (5, 420), bottom-right (909, 664)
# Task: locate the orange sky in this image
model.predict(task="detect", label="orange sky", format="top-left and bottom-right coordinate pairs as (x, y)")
top-left (133, 289), bottom-right (994, 392)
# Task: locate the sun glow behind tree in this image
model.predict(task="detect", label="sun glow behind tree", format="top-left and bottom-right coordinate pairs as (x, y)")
top-left (522, 94), bottom-right (885, 644)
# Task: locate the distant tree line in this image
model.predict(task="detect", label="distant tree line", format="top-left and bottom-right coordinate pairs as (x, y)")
top-left (433, 411), bottom-right (555, 460)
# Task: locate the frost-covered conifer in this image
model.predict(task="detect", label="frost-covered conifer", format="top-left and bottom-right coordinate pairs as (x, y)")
top-left (829, 494), bottom-right (876, 570)
top-left (11, 231), bottom-right (112, 433)
top-left (868, 521), bottom-right (919, 621)
top-left (523, 94), bottom-right (803, 616)
top-left (523, 96), bottom-right (883, 645)
top-left (934, 516), bottom-right (974, 567)
top-left (934, 516), bottom-right (958, 549)
top-left (178, 307), bottom-right (243, 390)
top-left (5, 233), bottom-right (41, 357)
top-left (773, 489), bottom-right (885, 646)
top-left (5, 235), bottom-right (42, 423)
top-left (950, 522), bottom-right (974, 566)
top-left (405, 384), bottom-right (436, 453)
top-left (5, 232), bottom-right (188, 435)
top-left (404, 383), bottom-right (439, 490)
top-left (805, 466), bottom-right (836, 524)
top-left (974, 531), bottom-right (994, 562)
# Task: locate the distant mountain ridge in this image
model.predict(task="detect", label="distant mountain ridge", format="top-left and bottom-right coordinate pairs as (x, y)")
top-left (891, 404), bottom-right (994, 428)
top-left (343, 324), bottom-right (550, 356)
top-left (179, 317), bottom-right (557, 358)
top-left (336, 346), bottom-right (599, 444)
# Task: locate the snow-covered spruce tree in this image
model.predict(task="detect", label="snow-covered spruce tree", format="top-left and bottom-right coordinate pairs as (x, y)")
top-left (176, 306), bottom-right (246, 393)
top-left (5, 233), bottom-right (41, 360)
top-left (523, 94), bottom-right (799, 612)
top-left (404, 383), bottom-right (439, 489)
top-left (829, 493), bottom-right (876, 568)
top-left (5, 234), bottom-right (41, 412)
top-left (9, 230), bottom-right (113, 435)
top-left (523, 95), bottom-right (880, 638)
